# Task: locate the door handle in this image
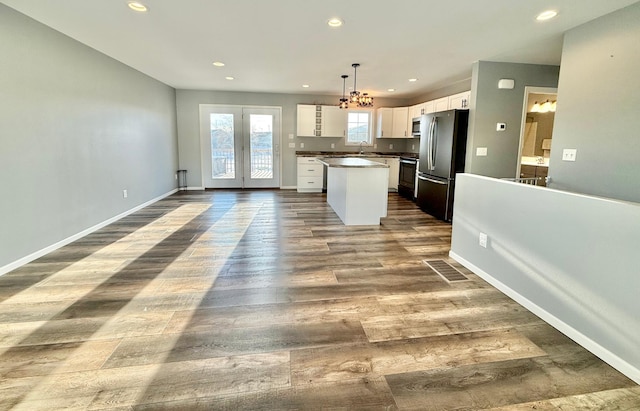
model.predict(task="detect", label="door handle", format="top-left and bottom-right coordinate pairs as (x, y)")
top-left (417, 175), bottom-right (447, 185)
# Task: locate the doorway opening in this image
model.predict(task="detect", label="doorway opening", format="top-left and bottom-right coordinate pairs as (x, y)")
top-left (199, 105), bottom-right (281, 189)
top-left (517, 87), bottom-right (557, 186)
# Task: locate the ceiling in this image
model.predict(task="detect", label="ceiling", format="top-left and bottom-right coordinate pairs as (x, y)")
top-left (2, 0), bottom-right (638, 99)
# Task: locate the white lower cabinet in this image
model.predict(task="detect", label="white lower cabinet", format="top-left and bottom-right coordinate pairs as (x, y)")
top-left (365, 157), bottom-right (399, 192)
top-left (297, 157), bottom-right (324, 192)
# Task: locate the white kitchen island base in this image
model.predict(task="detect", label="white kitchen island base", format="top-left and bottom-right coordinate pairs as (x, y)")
top-left (321, 158), bottom-right (389, 225)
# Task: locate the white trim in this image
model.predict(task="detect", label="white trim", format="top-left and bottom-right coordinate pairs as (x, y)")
top-left (186, 186), bottom-right (205, 191)
top-left (449, 250), bottom-right (640, 385)
top-left (0, 188), bottom-right (178, 277)
top-left (280, 186), bottom-right (296, 190)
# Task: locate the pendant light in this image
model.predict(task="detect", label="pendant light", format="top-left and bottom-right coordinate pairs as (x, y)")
top-left (339, 75), bottom-right (349, 109)
top-left (348, 63), bottom-right (374, 108)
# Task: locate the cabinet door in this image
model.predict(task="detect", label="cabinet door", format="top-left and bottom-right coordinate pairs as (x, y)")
top-left (392, 107), bottom-right (409, 138)
top-left (376, 108), bottom-right (393, 138)
top-left (297, 105), bottom-right (319, 136)
top-left (321, 106), bottom-right (346, 137)
top-left (433, 97), bottom-right (449, 113)
top-left (423, 100), bottom-right (435, 114)
top-left (448, 91), bottom-right (471, 110)
top-left (386, 157), bottom-right (399, 191)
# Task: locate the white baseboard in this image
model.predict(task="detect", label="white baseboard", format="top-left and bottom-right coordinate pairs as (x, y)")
top-left (186, 186), bottom-right (205, 190)
top-left (0, 188), bottom-right (178, 277)
top-left (449, 250), bottom-right (640, 385)
top-left (280, 186), bottom-right (296, 190)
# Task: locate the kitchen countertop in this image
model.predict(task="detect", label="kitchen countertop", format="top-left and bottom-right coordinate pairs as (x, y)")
top-left (297, 151), bottom-right (418, 159)
top-left (317, 157), bottom-right (389, 168)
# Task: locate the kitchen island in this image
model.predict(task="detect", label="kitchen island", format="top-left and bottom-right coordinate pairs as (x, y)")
top-left (318, 157), bottom-right (389, 225)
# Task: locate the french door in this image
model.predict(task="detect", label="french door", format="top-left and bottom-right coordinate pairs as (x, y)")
top-left (200, 105), bottom-right (281, 188)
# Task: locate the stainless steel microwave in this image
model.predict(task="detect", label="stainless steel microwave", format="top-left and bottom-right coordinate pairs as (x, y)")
top-left (411, 117), bottom-right (421, 137)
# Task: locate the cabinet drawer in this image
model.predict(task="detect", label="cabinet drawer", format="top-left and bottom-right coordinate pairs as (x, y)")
top-left (298, 163), bottom-right (323, 176)
top-left (297, 176), bottom-right (323, 192)
top-left (297, 157), bottom-right (319, 165)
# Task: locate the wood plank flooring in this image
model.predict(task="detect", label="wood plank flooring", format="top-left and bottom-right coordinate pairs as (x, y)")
top-left (0, 190), bottom-right (638, 410)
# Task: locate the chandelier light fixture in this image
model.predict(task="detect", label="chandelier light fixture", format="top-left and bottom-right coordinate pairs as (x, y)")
top-left (345, 63), bottom-right (374, 108)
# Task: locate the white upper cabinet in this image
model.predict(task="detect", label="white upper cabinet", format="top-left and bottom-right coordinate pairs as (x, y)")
top-left (297, 104), bottom-right (320, 137)
top-left (296, 104), bottom-right (346, 137)
top-left (377, 107), bottom-right (409, 138)
top-left (321, 105), bottom-right (346, 137)
top-left (376, 108), bottom-right (393, 138)
top-left (423, 100), bottom-right (435, 114)
top-left (433, 97), bottom-right (449, 113)
top-left (448, 91), bottom-right (471, 110)
top-left (391, 107), bottom-right (409, 138)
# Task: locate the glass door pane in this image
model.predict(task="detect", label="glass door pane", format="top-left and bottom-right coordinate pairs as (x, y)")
top-left (249, 114), bottom-right (273, 179)
top-left (210, 113), bottom-right (235, 179)
top-left (243, 107), bottom-right (280, 188)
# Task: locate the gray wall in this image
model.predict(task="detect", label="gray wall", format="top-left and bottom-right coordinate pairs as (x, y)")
top-left (450, 174), bottom-right (640, 383)
top-left (176, 90), bottom-right (410, 188)
top-left (466, 61), bottom-right (560, 178)
top-left (548, 2), bottom-right (640, 202)
top-left (0, 5), bottom-right (179, 270)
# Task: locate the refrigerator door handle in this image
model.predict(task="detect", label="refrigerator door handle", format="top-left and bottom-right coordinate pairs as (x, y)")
top-left (417, 174), bottom-right (447, 185)
top-left (430, 117), bottom-right (438, 171)
top-left (427, 118), bottom-right (434, 171)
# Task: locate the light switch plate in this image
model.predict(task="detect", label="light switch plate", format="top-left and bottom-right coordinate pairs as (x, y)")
top-left (288, 142), bottom-right (295, 148)
top-left (476, 147), bottom-right (488, 156)
top-left (562, 148), bottom-right (577, 161)
top-left (288, 133), bottom-right (294, 140)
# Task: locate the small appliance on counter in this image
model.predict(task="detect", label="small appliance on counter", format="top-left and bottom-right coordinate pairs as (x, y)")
top-left (416, 109), bottom-right (469, 222)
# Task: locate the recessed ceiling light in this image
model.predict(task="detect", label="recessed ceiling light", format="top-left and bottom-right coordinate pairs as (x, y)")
top-left (408, 78), bottom-right (418, 82)
top-left (302, 84), bottom-right (310, 88)
top-left (225, 76), bottom-right (234, 80)
top-left (327, 18), bottom-right (343, 27)
top-left (388, 88), bottom-right (396, 92)
top-left (127, 2), bottom-right (148, 12)
top-left (212, 61), bottom-right (225, 67)
top-left (536, 10), bottom-right (558, 21)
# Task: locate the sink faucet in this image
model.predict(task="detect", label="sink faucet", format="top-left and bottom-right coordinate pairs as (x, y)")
top-left (359, 141), bottom-right (366, 155)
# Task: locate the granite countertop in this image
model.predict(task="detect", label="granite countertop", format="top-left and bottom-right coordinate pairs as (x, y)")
top-left (297, 151), bottom-right (418, 159)
top-left (317, 157), bottom-right (390, 168)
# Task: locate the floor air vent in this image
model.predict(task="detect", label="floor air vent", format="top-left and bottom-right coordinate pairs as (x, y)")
top-left (423, 259), bottom-right (469, 282)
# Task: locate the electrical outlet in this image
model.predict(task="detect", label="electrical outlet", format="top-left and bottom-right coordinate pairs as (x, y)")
top-left (476, 147), bottom-right (488, 156)
top-left (389, 144), bottom-right (393, 149)
top-left (374, 144), bottom-right (377, 149)
top-left (411, 144), bottom-right (415, 150)
top-left (174, 173), bottom-right (177, 180)
top-left (331, 143), bottom-right (335, 149)
top-left (562, 148), bottom-right (577, 161)
top-left (496, 123), bottom-right (506, 131)
top-left (123, 189), bottom-right (128, 198)
top-left (288, 142), bottom-right (295, 148)
top-left (288, 133), bottom-right (294, 140)
top-left (479, 232), bottom-right (488, 248)
top-left (300, 142), bottom-right (304, 148)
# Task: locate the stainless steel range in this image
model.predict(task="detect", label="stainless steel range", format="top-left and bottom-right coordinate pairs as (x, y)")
top-left (398, 156), bottom-right (418, 200)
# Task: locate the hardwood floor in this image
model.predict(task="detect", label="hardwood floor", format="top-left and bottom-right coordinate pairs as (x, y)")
top-left (1, 190), bottom-right (638, 410)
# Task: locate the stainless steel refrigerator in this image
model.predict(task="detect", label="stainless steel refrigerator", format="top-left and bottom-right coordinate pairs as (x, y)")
top-left (416, 109), bottom-right (469, 222)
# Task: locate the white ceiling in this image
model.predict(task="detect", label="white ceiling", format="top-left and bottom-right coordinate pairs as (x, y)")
top-left (2, 0), bottom-right (638, 99)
